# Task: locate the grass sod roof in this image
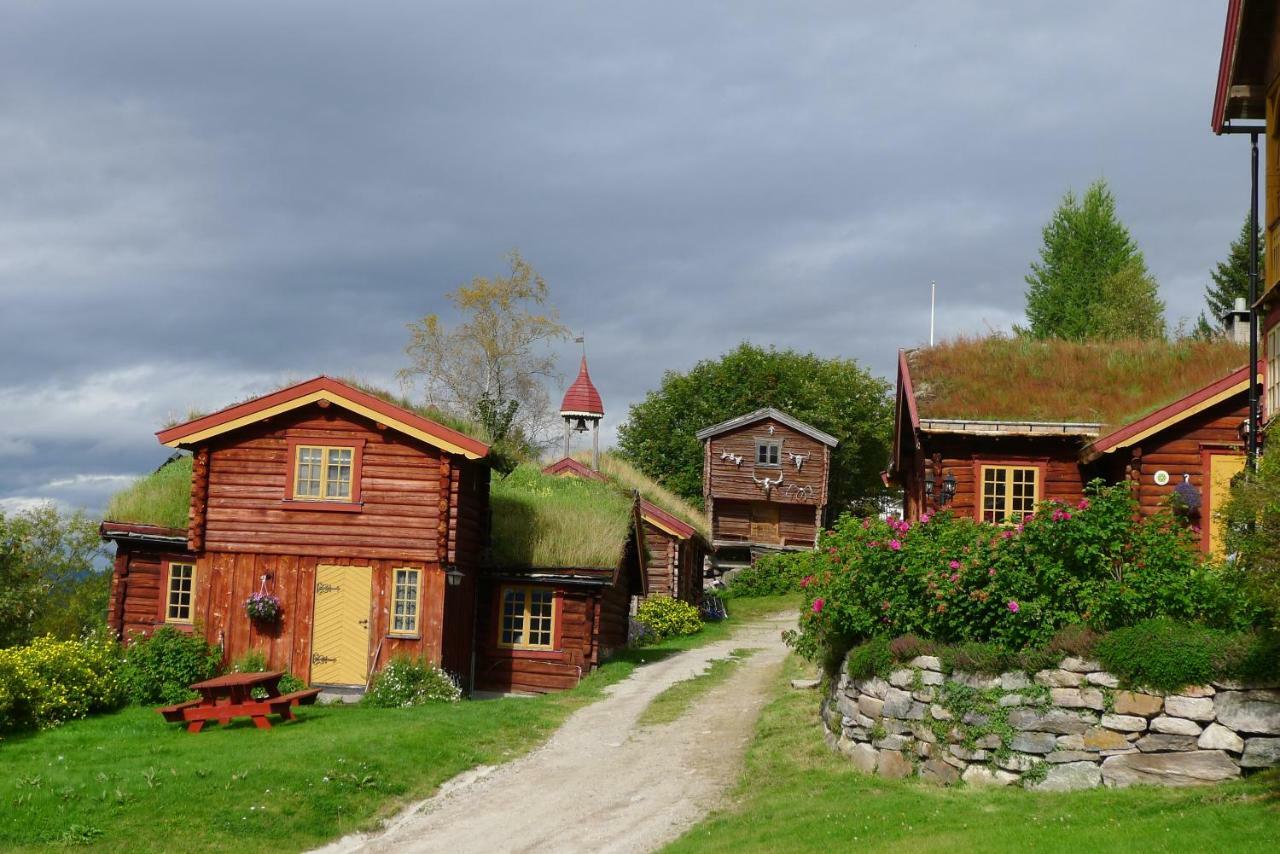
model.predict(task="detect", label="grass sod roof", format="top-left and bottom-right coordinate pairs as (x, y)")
top-left (574, 451), bottom-right (709, 539)
top-left (906, 336), bottom-right (1249, 429)
top-left (104, 455), bottom-right (193, 530)
top-left (489, 463), bottom-right (636, 570)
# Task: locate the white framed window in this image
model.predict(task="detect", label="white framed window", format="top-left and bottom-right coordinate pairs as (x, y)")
top-left (1266, 324), bottom-right (1280, 422)
top-left (165, 562), bottom-right (195, 623)
top-left (755, 440), bottom-right (781, 467)
top-left (389, 568), bottom-right (422, 636)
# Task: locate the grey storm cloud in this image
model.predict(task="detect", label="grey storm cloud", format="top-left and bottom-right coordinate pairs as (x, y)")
top-left (0, 1), bottom-right (1251, 513)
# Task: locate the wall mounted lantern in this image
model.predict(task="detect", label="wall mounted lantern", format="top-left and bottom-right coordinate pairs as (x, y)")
top-left (925, 468), bottom-right (957, 506)
top-left (445, 565), bottom-right (465, 587)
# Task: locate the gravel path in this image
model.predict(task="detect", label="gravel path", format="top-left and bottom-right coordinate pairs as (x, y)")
top-left (316, 609), bottom-right (796, 854)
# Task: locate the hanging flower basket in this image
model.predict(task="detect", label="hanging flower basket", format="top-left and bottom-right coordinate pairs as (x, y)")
top-left (245, 592), bottom-right (282, 624)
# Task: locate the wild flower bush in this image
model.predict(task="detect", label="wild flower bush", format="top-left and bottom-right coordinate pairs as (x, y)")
top-left (363, 657), bottom-right (461, 707)
top-left (787, 481), bottom-right (1256, 662)
top-left (634, 596), bottom-right (703, 642)
top-left (120, 626), bottom-right (222, 705)
top-left (0, 632), bottom-right (125, 731)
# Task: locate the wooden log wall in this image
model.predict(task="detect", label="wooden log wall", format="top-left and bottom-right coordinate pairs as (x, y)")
top-left (704, 418), bottom-right (829, 507)
top-left (199, 406), bottom-right (443, 560)
top-left (193, 551), bottom-right (446, 682)
top-left (1127, 398), bottom-right (1248, 521)
top-left (474, 581), bottom-right (595, 694)
top-left (108, 544), bottom-right (198, 640)
top-left (712, 499), bottom-right (819, 546)
top-left (188, 447), bottom-right (209, 551)
top-left (909, 435), bottom-right (1090, 521)
top-left (640, 522), bottom-right (676, 599)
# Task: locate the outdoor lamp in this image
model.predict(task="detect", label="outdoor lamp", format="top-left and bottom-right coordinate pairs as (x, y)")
top-left (942, 471), bottom-right (957, 504)
top-left (445, 565), bottom-right (465, 587)
top-left (924, 468), bottom-right (935, 499)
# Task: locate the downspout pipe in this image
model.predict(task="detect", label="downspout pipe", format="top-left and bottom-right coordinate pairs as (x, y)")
top-left (1222, 123), bottom-right (1265, 469)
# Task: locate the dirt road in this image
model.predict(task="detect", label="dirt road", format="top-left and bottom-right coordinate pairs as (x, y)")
top-left (317, 609), bottom-right (796, 854)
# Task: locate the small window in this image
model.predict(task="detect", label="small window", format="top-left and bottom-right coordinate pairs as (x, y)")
top-left (1267, 324), bottom-right (1280, 421)
top-left (293, 445), bottom-right (354, 501)
top-left (980, 465), bottom-right (1039, 524)
top-left (389, 568), bottom-right (422, 636)
top-left (165, 562), bottom-right (195, 623)
top-left (755, 440), bottom-right (781, 467)
top-left (499, 586), bottom-right (556, 650)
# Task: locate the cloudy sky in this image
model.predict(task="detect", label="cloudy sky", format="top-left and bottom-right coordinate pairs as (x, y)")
top-left (0, 2), bottom-right (1249, 515)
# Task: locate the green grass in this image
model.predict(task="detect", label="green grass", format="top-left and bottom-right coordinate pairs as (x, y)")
top-left (639, 648), bottom-right (758, 727)
top-left (103, 456), bottom-right (193, 529)
top-left (0, 596), bottom-right (795, 852)
top-left (489, 463), bottom-right (634, 569)
top-left (667, 656), bottom-right (1280, 854)
top-left (581, 451), bottom-right (710, 538)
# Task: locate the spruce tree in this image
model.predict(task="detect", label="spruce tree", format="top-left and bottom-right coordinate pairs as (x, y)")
top-left (1193, 214), bottom-right (1262, 338)
top-left (1023, 179), bottom-right (1165, 341)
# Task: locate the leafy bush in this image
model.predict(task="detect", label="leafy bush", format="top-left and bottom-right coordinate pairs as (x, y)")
top-left (1095, 618), bottom-right (1225, 692)
top-left (1046, 623), bottom-right (1101, 659)
top-left (634, 596), bottom-right (703, 642)
top-left (363, 657), bottom-right (461, 707)
top-left (846, 637), bottom-right (892, 680)
top-left (120, 626), bottom-right (222, 705)
top-left (726, 552), bottom-right (810, 597)
top-left (787, 481), bottom-right (1255, 662)
top-left (0, 633), bottom-right (125, 731)
top-left (230, 649), bottom-right (304, 697)
top-left (938, 641), bottom-right (1056, 675)
top-left (888, 634), bottom-right (936, 660)
top-left (278, 672), bottom-right (306, 693)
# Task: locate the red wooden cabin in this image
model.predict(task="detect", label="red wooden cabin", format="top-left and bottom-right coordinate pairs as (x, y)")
top-left (104, 376), bottom-right (491, 691)
top-left (891, 339), bottom-right (1253, 556)
top-left (697, 408), bottom-right (837, 569)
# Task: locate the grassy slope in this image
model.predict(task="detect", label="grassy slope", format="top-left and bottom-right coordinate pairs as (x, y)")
top-left (0, 595), bottom-right (796, 852)
top-left (667, 656), bottom-right (1280, 854)
top-left (103, 456), bottom-right (192, 530)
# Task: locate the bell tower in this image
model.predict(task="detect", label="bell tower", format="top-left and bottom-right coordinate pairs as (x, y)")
top-left (559, 355), bottom-right (604, 469)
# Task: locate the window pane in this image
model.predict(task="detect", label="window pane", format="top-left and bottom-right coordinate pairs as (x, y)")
top-left (167, 564), bottom-right (194, 621)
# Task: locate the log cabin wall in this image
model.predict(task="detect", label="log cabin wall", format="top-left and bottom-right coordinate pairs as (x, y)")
top-left (473, 580), bottom-right (596, 694)
top-left (441, 460), bottom-right (490, 684)
top-left (192, 553), bottom-right (446, 681)
top-left (198, 405), bottom-right (442, 561)
top-left (107, 541), bottom-right (199, 641)
top-left (907, 434), bottom-right (1092, 521)
top-left (1117, 397), bottom-right (1248, 542)
top-left (640, 522), bottom-right (676, 599)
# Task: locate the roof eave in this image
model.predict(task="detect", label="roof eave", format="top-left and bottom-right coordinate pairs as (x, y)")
top-left (695, 407), bottom-right (839, 447)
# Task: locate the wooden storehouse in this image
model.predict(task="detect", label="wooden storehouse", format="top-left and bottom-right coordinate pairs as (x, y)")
top-left (542, 454), bottom-right (709, 605)
top-left (891, 338), bottom-right (1253, 555)
top-left (104, 376), bottom-right (491, 690)
top-left (697, 408), bottom-right (837, 567)
top-left (474, 464), bottom-right (644, 694)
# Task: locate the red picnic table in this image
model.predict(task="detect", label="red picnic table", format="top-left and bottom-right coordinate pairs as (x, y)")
top-left (156, 670), bottom-right (320, 733)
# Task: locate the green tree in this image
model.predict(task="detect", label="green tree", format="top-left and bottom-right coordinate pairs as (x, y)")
top-left (3, 504), bottom-right (109, 643)
top-left (1224, 453), bottom-right (1280, 626)
top-left (0, 513), bottom-right (44, 648)
top-left (399, 250), bottom-right (569, 444)
top-left (1023, 179), bottom-right (1165, 341)
top-left (615, 343), bottom-right (893, 514)
top-left (1193, 214), bottom-right (1263, 339)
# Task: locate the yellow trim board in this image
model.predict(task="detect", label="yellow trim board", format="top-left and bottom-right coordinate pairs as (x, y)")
top-left (162, 390), bottom-right (483, 459)
top-left (642, 513), bottom-right (687, 540)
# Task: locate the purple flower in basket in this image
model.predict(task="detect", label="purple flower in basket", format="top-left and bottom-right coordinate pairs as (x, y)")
top-left (245, 591), bottom-right (282, 622)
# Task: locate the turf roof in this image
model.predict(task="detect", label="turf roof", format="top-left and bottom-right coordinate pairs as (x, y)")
top-left (489, 463), bottom-right (635, 570)
top-left (104, 455), bottom-right (193, 530)
top-left (574, 451), bottom-right (709, 539)
top-left (905, 336), bottom-right (1249, 429)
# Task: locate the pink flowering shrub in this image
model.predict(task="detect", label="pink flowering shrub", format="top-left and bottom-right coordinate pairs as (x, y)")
top-left (784, 480), bottom-right (1254, 661)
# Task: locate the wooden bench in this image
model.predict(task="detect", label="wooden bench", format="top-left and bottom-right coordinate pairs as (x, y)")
top-left (156, 699), bottom-right (202, 723)
top-left (265, 688), bottom-right (322, 720)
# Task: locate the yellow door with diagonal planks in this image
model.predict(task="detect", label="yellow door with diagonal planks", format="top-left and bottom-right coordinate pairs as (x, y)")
top-left (1207, 454), bottom-right (1246, 558)
top-left (310, 564), bottom-right (373, 686)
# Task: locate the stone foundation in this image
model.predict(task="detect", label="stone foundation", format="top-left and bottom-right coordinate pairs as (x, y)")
top-left (821, 653), bottom-right (1280, 790)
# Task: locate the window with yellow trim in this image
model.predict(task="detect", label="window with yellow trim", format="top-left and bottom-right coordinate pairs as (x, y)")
top-left (390, 568), bottom-right (421, 636)
top-left (1267, 324), bottom-right (1280, 422)
top-left (293, 445), bottom-right (353, 500)
top-left (499, 586), bottom-right (555, 650)
top-left (165, 562), bottom-right (195, 623)
top-left (980, 465), bottom-right (1038, 525)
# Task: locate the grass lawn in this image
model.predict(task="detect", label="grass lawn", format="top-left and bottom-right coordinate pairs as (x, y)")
top-left (0, 593), bottom-right (796, 852)
top-left (668, 655), bottom-right (1280, 854)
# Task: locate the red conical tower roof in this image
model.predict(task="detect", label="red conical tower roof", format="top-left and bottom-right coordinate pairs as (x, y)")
top-left (560, 356), bottom-right (604, 418)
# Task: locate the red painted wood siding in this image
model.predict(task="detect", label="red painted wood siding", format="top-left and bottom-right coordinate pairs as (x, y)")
top-left (200, 405), bottom-right (444, 561)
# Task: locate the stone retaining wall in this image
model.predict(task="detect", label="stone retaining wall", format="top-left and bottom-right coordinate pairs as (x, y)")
top-left (821, 653), bottom-right (1280, 790)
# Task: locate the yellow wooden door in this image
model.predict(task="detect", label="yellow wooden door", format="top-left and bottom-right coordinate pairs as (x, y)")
top-left (1207, 454), bottom-right (1246, 558)
top-left (310, 564), bottom-right (373, 686)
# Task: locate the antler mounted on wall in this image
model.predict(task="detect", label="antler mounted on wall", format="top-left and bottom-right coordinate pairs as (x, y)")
top-left (752, 470), bottom-right (784, 497)
top-left (720, 450), bottom-right (744, 466)
top-left (787, 451), bottom-right (810, 471)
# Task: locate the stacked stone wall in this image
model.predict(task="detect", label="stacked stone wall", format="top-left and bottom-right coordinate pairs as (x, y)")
top-left (822, 653), bottom-right (1280, 789)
